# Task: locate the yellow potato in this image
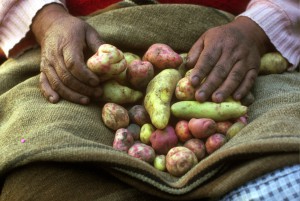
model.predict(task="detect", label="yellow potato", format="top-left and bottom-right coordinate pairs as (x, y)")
top-left (144, 69), bottom-right (182, 129)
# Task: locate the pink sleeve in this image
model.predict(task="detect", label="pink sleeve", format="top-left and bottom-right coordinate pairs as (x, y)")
top-left (0, 0), bottom-right (66, 58)
top-left (238, 0), bottom-right (300, 70)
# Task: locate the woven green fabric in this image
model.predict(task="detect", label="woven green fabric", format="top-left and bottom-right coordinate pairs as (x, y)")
top-left (0, 4), bottom-right (299, 200)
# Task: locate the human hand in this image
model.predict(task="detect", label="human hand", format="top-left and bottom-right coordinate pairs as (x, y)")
top-left (186, 17), bottom-right (272, 102)
top-left (32, 4), bottom-right (104, 104)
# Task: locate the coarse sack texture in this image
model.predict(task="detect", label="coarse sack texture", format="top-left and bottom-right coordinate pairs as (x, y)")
top-left (0, 4), bottom-right (299, 201)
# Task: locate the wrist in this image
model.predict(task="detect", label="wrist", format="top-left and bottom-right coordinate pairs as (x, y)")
top-left (232, 16), bottom-right (273, 55)
top-left (31, 3), bottom-right (69, 44)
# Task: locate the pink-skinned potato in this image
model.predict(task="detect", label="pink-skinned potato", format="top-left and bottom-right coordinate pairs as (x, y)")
top-left (102, 103), bottom-right (129, 131)
top-left (215, 121), bottom-right (233, 135)
top-left (184, 138), bottom-right (206, 161)
top-left (205, 133), bottom-right (227, 154)
top-left (128, 105), bottom-right (151, 126)
top-left (143, 43), bottom-right (183, 70)
top-left (113, 128), bottom-right (134, 152)
top-left (127, 60), bottom-right (154, 89)
top-left (150, 125), bottom-right (178, 155)
top-left (175, 120), bottom-right (193, 142)
top-left (175, 77), bottom-right (196, 101)
top-left (166, 146), bottom-right (198, 177)
top-left (128, 142), bottom-right (156, 164)
top-left (87, 44), bottom-right (127, 79)
top-left (188, 118), bottom-right (216, 139)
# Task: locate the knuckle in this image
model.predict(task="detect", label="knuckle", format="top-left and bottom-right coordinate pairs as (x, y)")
top-left (230, 71), bottom-right (243, 83)
top-left (214, 64), bottom-right (228, 80)
top-left (61, 73), bottom-right (72, 85)
top-left (50, 79), bottom-right (61, 91)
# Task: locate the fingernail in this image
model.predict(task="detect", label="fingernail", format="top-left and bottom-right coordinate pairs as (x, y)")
top-left (234, 94), bottom-right (242, 100)
top-left (191, 76), bottom-right (200, 86)
top-left (48, 96), bottom-right (54, 103)
top-left (80, 97), bottom-right (90, 104)
top-left (215, 93), bottom-right (223, 102)
top-left (198, 91), bottom-right (206, 100)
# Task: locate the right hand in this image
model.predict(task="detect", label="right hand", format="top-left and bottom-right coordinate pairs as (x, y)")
top-left (32, 4), bottom-right (104, 104)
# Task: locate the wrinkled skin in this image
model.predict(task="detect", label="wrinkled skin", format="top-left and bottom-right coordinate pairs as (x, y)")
top-left (32, 4), bottom-right (104, 104)
top-left (187, 17), bottom-right (273, 103)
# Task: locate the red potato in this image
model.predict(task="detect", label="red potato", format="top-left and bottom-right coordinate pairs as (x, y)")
top-left (234, 115), bottom-right (248, 125)
top-left (205, 133), bottom-right (227, 154)
top-left (143, 43), bottom-right (183, 70)
top-left (126, 60), bottom-right (154, 89)
top-left (87, 44), bottom-right (127, 79)
top-left (188, 118), bottom-right (216, 139)
top-left (150, 125), bottom-right (178, 155)
top-left (184, 138), bottom-right (206, 161)
top-left (128, 105), bottom-right (151, 126)
top-left (215, 121), bottom-right (233, 135)
top-left (126, 123), bottom-right (141, 140)
top-left (166, 146), bottom-right (198, 177)
top-left (128, 142), bottom-right (156, 164)
top-left (175, 77), bottom-right (196, 101)
top-left (113, 128), bottom-right (134, 152)
top-left (175, 120), bottom-right (193, 142)
top-left (102, 103), bottom-right (129, 131)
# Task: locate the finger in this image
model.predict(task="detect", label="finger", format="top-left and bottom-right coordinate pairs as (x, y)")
top-left (63, 45), bottom-right (100, 87)
top-left (233, 68), bottom-right (257, 101)
top-left (39, 72), bottom-right (60, 103)
top-left (85, 27), bottom-right (105, 53)
top-left (41, 62), bottom-right (90, 105)
top-left (54, 52), bottom-right (102, 98)
top-left (211, 60), bottom-right (248, 102)
top-left (196, 52), bottom-right (236, 102)
top-left (186, 37), bottom-right (204, 69)
top-left (189, 43), bottom-right (222, 88)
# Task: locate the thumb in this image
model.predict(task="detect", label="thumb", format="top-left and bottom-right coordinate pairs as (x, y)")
top-left (86, 27), bottom-right (106, 53)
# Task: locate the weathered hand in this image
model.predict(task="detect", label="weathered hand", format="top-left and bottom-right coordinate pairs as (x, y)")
top-left (32, 4), bottom-right (104, 104)
top-left (187, 17), bottom-right (272, 102)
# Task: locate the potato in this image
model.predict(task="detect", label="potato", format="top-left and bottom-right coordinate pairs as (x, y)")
top-left (175, 77), bottom-right (196, 101)
top-left (143, 43), bottom-right (183, 70)
top-left (126, 60), bottom-right (154, 89)
top-left (150, 125), bottom-right (178, 155)
top-left (140, 123), bottom-right (155, 145)
top-left (183, 138), bottom-right (206, 161)
top-left (154, 155), bottom-right (166, 171)
top-left (226, 121), bottom-right (246, 140)
top-left (102, 103), bottom-right (129, 131)
top-left (171, 101), bottom-right (248, 121)
top-left (126, 123), bottom-right (141, 140)
top-left (128, 142), bottom-right (156, 164)
top-left (215, 121), bottom-right (233, 135)
top-left (144, 69), bottom-right (182, 129)
top-left (128, 105), bottom-right (151, 126)
top-left (113, 128), bottom-right (134, 152)
top-left (175, 120), bottom-right (193, 142)
top-left (100, 80), bottom-right (143, 104)
top-left (124, 52), bottom-right (141, 65)
top-left (87, 44), bottom-right (127, 79)
top-left (205, 133), bottom-right (227, 154)
top-left (188, 118), bottom-right (216, 139)
top-left (259, 52), bottom-right (288, 75)
top-left (166, 146), bottom-right (198, 177)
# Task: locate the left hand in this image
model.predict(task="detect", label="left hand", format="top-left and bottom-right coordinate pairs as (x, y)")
top-left (186, 17), bottom-right (272, 102)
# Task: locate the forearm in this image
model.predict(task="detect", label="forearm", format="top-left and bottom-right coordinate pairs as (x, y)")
top-left (238, 0), bottom-right (300, 70)
top-left (0, 0), bottom-right (66, 58)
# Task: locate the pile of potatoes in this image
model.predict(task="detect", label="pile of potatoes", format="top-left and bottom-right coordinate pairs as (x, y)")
top-left (87, 43), bottom-right (285, 177)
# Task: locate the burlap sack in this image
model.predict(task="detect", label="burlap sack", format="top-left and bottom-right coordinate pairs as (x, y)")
top-left (0, 4), bottom-right (299, 200)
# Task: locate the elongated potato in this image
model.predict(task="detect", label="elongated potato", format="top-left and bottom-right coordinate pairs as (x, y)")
top-left (171, 101), bottom-right (247, 121)
top-left (144, 69), bottom-right (182, 129)
top-left (100, 80), bottom-right (143, 104)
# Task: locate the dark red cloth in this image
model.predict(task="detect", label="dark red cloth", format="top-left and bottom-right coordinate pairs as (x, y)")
top-left (66, 0), bottom-right (250, 16)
